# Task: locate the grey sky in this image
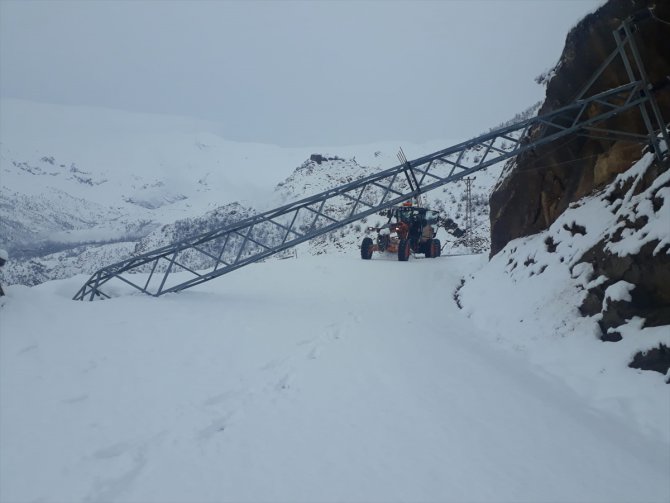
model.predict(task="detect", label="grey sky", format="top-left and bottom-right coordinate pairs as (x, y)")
top-left (1, 0), bottom-right (603, 147)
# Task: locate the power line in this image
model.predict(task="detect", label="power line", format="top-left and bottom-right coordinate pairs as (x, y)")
top-left (650, 7), bottom-right (670, 26)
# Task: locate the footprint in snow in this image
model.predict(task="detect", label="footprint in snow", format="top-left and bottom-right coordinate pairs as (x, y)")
top-left (85, 444), bottom-right (148, 503)
top-left (93, 442), bottom-right (132, 460)
top-left (261, 356), bottom-right (288, 371)
top-left (17, 344), bottom-right (38, 356)
top-left (275, 373), bottom-right (292, 391)
top-left (325, 323), bottom-right (341, 340)
top-left (62, 394), bottom-right (89, 405)
top-left (197, 413), bottom-right (235, 442)
top-left (202, 390), bottom-right (241, 408)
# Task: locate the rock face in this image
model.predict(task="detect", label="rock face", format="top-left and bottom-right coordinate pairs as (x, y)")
top-left (576, 155), bottom-right (670, 341)
top-left (489, 0), bottom-right (670, 378)
top-left (490, 0), bottom-right (670, 256)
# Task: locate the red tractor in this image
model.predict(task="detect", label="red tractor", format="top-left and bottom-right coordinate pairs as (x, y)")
top-left (361, 203), bottom-right (442, 261)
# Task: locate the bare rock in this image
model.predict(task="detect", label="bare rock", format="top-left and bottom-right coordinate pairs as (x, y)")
top-left (490, 0), bottom-right (670, 256)
top-left (629, 345), bottom-right (670, 382)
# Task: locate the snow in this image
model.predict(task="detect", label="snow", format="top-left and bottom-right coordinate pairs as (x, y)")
top-left (604, 280), bottom-right (635, 305)
top-left (1, 96), bottom-right (668, 503)
top-left (604, 153), bottom-right (670, 257)
top-left (1, 254), bottom-right (669, 503)
top-left (458, 151), bottom-right (670, 447)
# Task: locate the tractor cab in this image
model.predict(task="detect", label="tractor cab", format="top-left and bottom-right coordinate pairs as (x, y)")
top-left (394, 205), bottom-right (415, 224)
top-left (389, 206), bottom-right (439, 240)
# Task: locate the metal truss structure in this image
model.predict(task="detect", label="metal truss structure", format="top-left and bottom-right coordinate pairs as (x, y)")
top-left (74, 15), bottom-right (668, 300)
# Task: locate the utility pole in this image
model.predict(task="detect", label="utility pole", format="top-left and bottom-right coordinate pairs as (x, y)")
top-left (464, 177), bottom-right (474, 251)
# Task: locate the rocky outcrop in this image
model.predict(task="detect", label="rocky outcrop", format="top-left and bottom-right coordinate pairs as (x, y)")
top-left (579, 239), bottom-right (670, 332)
top-left (575, 155), bottom-right (670, 343)
top-left (490, 0), bottom-right (670, 256)
top-left (573, 154), bottom-right (669, 378)
top-left (488, 0), bottom-right (670, 379)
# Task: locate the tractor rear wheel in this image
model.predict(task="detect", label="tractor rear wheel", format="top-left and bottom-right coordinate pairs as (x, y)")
top-left (424, 239), bottom-right (436, 258)
top-left (361, 237), bottom-right (374, 260)
top-left (398, 239), bottom-right (411, 261)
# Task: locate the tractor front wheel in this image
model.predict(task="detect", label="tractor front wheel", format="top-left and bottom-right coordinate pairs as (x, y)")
top-left (398, 239), bottom-right (411, 261)
top-left (361, 237), bottom-right (374, 260)
top-left (434, 239), bottom-right (442, 257)
top-left (425, 239), bottom-right (440, 258)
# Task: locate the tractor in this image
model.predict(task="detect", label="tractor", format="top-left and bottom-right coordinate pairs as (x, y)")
top-left (360, 202), bottom-right (446, 261)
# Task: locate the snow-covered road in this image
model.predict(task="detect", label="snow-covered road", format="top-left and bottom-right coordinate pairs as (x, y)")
top-left (1, 254), bottom-right (668, 502)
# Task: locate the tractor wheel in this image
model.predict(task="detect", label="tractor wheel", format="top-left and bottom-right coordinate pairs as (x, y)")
top-left (424, 239), bottom-right (435, 258)
top-left (398, 239), bottom-right (411, 261)
top-left (361, 237), bottom-right (374, 260)
top-left (434, 239), bottom-right (442, 257)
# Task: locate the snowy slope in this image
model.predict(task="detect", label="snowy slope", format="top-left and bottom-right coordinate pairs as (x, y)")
top-left (0, 98), bottom-right (317, 265)
top-left (1, 254), bottom-right (668, 503)
top-left (458, 150), bottom-right (670, 439)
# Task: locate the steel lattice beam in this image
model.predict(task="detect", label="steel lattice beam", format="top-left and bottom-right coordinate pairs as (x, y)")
top-left (74, 16), bottom-right (668, 301)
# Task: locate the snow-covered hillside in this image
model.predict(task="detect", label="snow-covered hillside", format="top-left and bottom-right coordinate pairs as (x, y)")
top-left (1, 99), bottom-right (502, 286)
top-left (458, 146), bottom-right (670, 432)
top-left (1, 253), bottom-right (668, 503)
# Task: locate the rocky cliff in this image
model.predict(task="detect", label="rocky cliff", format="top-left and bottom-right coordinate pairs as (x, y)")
top-left (490, 0), bottom-right (669, 255)
top-left (488, 0), bottom-right (670, 377)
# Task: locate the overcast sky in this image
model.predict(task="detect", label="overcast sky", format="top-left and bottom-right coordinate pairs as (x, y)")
top-left (1, 0), bottom-right (604, 147)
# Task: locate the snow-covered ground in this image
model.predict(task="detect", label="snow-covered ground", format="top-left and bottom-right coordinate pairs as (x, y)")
top-left (1, 253), bottom-right (668, 503)
top-left (460, 150), bottom-right (670, 439)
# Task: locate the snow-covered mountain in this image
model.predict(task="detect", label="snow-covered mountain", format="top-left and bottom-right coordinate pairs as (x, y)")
top-left (0, 98), bottom-right (312, 251)
top-left (1, 98), bottom-right (503, 286)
